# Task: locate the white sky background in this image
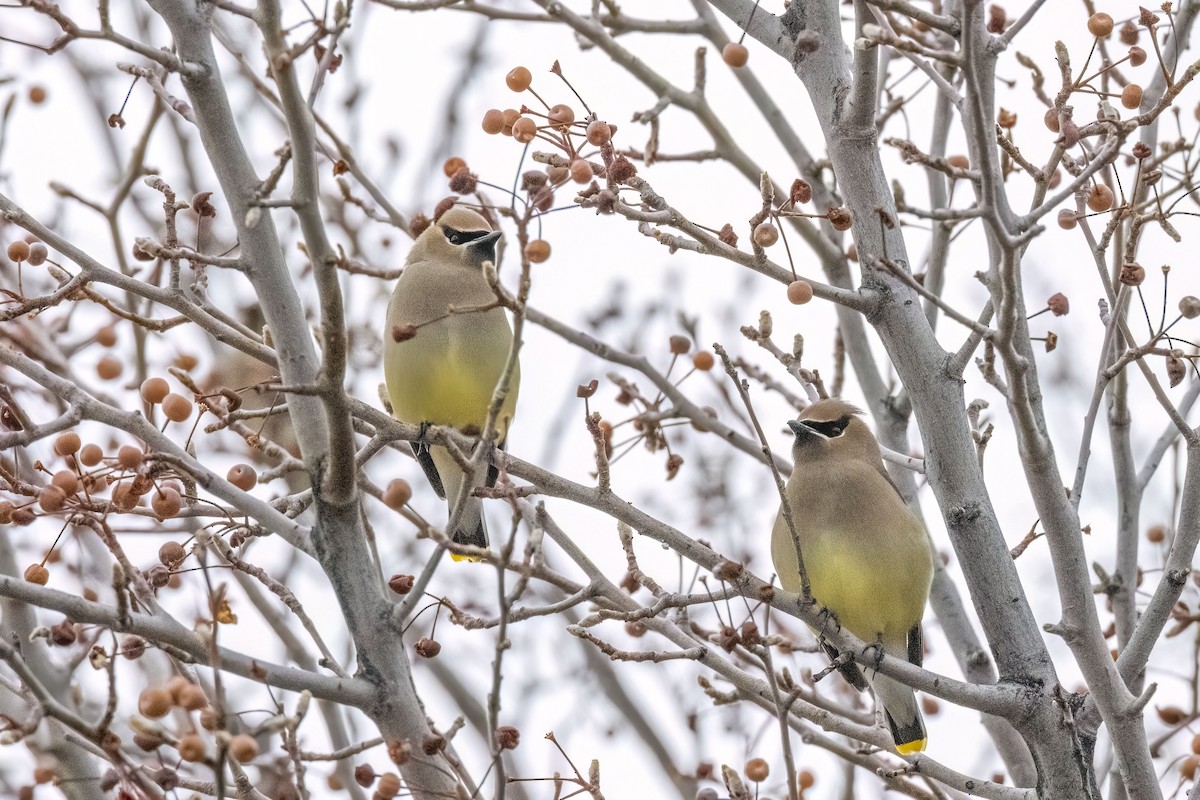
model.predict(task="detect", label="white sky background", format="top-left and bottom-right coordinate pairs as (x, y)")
top-left (2, 1), bottom-right (1200, 798)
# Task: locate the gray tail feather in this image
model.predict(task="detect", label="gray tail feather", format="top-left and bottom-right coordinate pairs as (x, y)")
top-left (451, 500), bottom-right (489, 550)
top-left (871, 672), bottom-right (926, 752)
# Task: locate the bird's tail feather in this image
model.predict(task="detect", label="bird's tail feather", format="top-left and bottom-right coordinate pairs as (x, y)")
top-left (870, 672), bottom-right (927, 755)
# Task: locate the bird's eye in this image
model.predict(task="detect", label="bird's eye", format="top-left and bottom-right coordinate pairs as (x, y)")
top-left (449, 234), bottom-right (462, 245)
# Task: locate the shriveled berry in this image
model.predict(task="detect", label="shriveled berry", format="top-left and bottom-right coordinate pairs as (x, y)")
top-left (693, 351), bottom-right (715, 371)
top-left (1087, 184), bottom-right (1115, 212)
top-left (442, 157), bottom-right (466, 179)
top-left (0, 502), bottom-right (12, 524)
top-left (383, 479), bottom-right (412, 510)
top-left (112, 483), bottom-right (139, 511)
top-left (96, 355), bottom-right (122, 380)
top-left (669, 335), bottom-right (691, 355)
top-left (159, 541), bottom-right (187, 568)
top-left (1044, 108), bottom-right (1062, 133)
top-left (161, 393), bottom-right (193, 422)
top-left (1057, 209), bottom-right (1078, 230)
top-left (388, 574), bottom-right (415, 594)
top-left (496, 725), bottom-right (520, 750)
top-left (138, 688), bottom-right (172, 719)
top-left (140, 377), bottom-right (170, 404)
top-left (1047, 293), bottom-right (1070, 316)
top-left (787, 280), bottom-right (814, 305)
top-left (525, 240), bottom-right (551, 263)
top-left (1087, 12), bottom-right (1114, 37)
top-left (1129, 46), bottom-right (1147, 67)
top-left (586, 120), bottom-right (612, 146)
top-left (1120, 20), bottom-right (1139, 44)
top-left (54, 432), bottom-right (81, 456)
top-left (722, 42), bottom-right (749, 68)
top-left (505, 66), bottom-right (532, 92)
top-left (354, 764), bottom-right (376, 788)
top-left (1120, 262), bottom-right (1145, 286)
top-left (227, 464), bottom-right (257, 491)
top-left (481, 109), bottom-right (504, 134)
top-left (24, 563), bottom-right (49, 585)
top-left (415, 637), bottom-right (441, 658)
top-left (753, 222), bottom-right (779, 247)
top-left (229, 733), bottom-right (259, 763)
top-left (828, 207), bottom-right (852, 231)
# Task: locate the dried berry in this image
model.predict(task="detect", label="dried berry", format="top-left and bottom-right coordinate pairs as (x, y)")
top-left (383, 479), bottom-right (412, 510)
top-left (152, 488), bottom-right (182, 518)
top-left (1179, 296), bottom-right (1200, 319)
top-left (1044, 108), bottom-right (1062, 133)
top-left (7, 240), bottom-right (30, 262)
top-left (481, 109), bottom-right (504, 135)
top-left (586, 120), bottom-right (612, 146)
top-left (753, 222), bottom-right (779, 247)
top-left (227, 464), bottom-right (257, 491)
top-left (669, 335), bottom-right (691, 355)
top-left (161, 393), bottom-right (193, 422)
top-left (505, 66), bottom-right (532, 92)
top-left (512, 117), bottom-right (537, 144)
top-left (177, 732), bottom-right (205, 762)
top-left (828, 206), bottom-right (852, 231)
top-left (415, 637), bottom-right (441, 658)
top-left (448, 168), bottom-right (477, 195)
top-left (159, 541), bottom-right (187, 568)
top-left (388, 574), bottom-right (415, 594)
top-left (229, 733), bottom-right (259, 763)
top-left (722, 42), bottom-right (749, 67)
top-left (1057, 209), bottom-right (1078, 230)
top-left (548, 103), bottom-right (575, 130)
top-left (693, 351), bottom-right (715, 371)
top-left (1047, 293), bottom-right (1070, 316)
top-left (525, 240), bottom-right (551, 263)
top-left (570, 159), bottom-right (593, 183)
top-left (26, 242), bottom-right (48, 266)
top-left (1087, 184), bottom-right (1115, 212)
top-left (138, 688), bottom-right (172, 719)
top-left (24, 563), bottom-right (49, 585)
top-left (1129, 46), bottom-right (1147, 67)
top-left (54, 432), bottom-right (81, 456)
top-left (745, 757), bottom-right (769, 782)
top-left (1087, 12), bottom-right (1114, 37)
top-left (442, 157), bottom-right (466, 179)
top-left (789, 179), bottom-right (812, 204)
top-left (1119, 262), bottom-right (1145, 286)
top-left (1120, 20), bottom-right (1139, 44)
top-left (1121, 83), bottom-right (1143, 109)
top-left (787, 280), bottom-right (814, 305)
top-left (496, 725), bottom-right (520, 750)
top-left (118, 445), bottom-right (144, 469)
top-left (1167, 356), bottom-right (1186, 388)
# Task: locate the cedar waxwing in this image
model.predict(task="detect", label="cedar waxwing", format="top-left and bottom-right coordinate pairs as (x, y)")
top-left (383, 205), bottom-right (519, 559)
top-left (771, 399), bottom-right (933, 754)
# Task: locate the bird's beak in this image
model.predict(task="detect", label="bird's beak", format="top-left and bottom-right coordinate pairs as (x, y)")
top-left (787, 419), bottom-right (819, 439)
top-left (469, 230), bottom-right (503, 264)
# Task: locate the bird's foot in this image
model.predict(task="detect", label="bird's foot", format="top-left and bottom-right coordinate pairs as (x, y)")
top-left (815, 606), bottom-right (841, 640)
top-left (862, 636), bottom-right (886, 671)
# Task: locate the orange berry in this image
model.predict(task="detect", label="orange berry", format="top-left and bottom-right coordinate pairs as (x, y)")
top-left (548, 103), bottom-right (575, 129)
top-left (54, 432), bottom-right (81, 456)
top-left (722, 42), bottom-right (749, 68)
top-left (39, 486), bottom-right (66, 512)
top-left (1044, 108), bottom-right (1061, 132)
top-left (1087, 12), bottom-right (1114, 37)
top-left (376, 773), bottom-right (402, 798)
top-left (152, 488), bottom-right (182, 518)
top-left (7, 241), bottom-right (30, 262)
top-left (947, 154), bottom-right (970, 170)
top-left (745, 758), bottom-right (769, 782)
top-left (506, 66), bottom-right (532, 92)
top-left (117, 445), bottom-right (144, 469)
top-left (481, 109), bottom-right (504, 134)
top-left (525, 240), bottom-right (551, 263)
top-left (570, 159), bottom-right (593, 183)
top-left (228, 464), bottom-right (257, 491)
top-left (96, 355), bottom-right (122, 380)
top-left (1147, 524), bottom-right (1166, 543)
top-left (177, 732), bottom-right (206, 762)
top-left (586, 120), bottom-right (612, 146)
top-left (512, 117), bottom-right (537, 144)
top-left (177, 683), bottom-right (206, 711)
top-left (51, 470), bottom-right (79, 494)
top-left (138, 687), bottom-right (172, 719)
top-left (798, 770), bottom-right (815, 789)
top-left (174, 353), bottom-right (198, 371)
top-left (1087, 184), bottom-right (1115, 212)
top-left (1193, 733), bottom-right (1200, 755)
top-left (1121, 83), bottom-right (1143, 109)
top-left (28, 85), bottom-right (47, 104)
top-left (753, 222), bottom-right (779, 247)
top-left (161, 393), bottom-right (193, 422)
top-left (1182, 756), bottom-right (1198, 780)
top-left (140, 377), bottom-right (170, 404)
top-left (1057, 209), bottom-right (1078, 230)
top-left (383, 479), bottom-right (412, 510)
top-left (692, 352), bottom-right (715, 371)
top-left (78, 443), bottom-right (103, 470)
top-left (96, 325), bottom-right (117, 347)
top-left (111, 483), bottom-right (140, 511)
top-left (229, 733), bottom-right (259, 763)
top-left (501, 108), bottom-right (520, 136)
top-left (442, 157), bottom-right (466, 178)
top-left (787, 280), bottom-right (814, 305)
top-left (24, 563), bottom-right (49, 585)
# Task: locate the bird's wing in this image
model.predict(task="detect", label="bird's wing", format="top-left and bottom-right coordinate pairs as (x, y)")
top-left (410, 442), bottom-right (446, 499)
top-left (907, 623), bottom-right (923, 667)
top-left (485, 437), bottom-right (506, 489)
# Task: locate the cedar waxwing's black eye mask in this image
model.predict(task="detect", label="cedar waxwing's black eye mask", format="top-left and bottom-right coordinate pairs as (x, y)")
top-left (442, 225), bottom-right (491, 246)
top-left (801, 414), bottom-right (852, 438)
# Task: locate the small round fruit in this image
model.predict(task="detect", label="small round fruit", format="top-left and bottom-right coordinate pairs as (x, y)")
top-left (26, 242), bottom-right (48, 266)
top-left (54, 432), bottom-right (82, 456)
top-left (138, 688), bottom-right (172, 719)
top-left (787, 280), bottom-right (815, 305)
top-left (177, 732), bottom-right (206, 762)
top-left (51, 470), bottom-right (79, 494)
top-left (7, 240), bottom-right (30, 262)
top-left (525, 240), bottom-right (551, 263)
top-left (383, 479), bottom-right (412, 510)
top-left (227, 464), bottom-right (257, 491)
top-left (140, 377), bottom-right (170, 404)
top-left (1147, 524), bottom-right (1166, 543)
top-left (153, 488), bottom-right (182, 518)
top-left (1044, 108), bottom-right (1061, 132)
top-left (442, 157), bottom-right (466, 178)
top-left (1057, 209), bottom-right (1078, 230)
top-left (177, 683), bottom-right (207, 711)
top-left (753, 222), bottom-right (779, 247)
top-left (229, 733), bottom-right (259, 763)
top-left (1129, 46), bottom-right (1147, 67)
top-left (512, 117), bottom-right (537, 144)
top-left (570, 159), bottom-right (593, 184)
top-left (96, 355), bottom-right (122, 380)
top-left (506, 66), bottom-right (532, 92)
top-left (1121, 83), bottom-right (1143, 109)
top-left (1087, 184), bottom-right (1115, 212)
top-left (946, 154), bottom-right (970, 170)
top-left (692, 351), bottom-right (715, 371)
top-left (376, 773), bottom-right (402, 798)
top-left (1087, 12), bottom-right (1114, 37)
top-left (39, 486), bottom-right (67, 512)
top-left (481, 109), bottom-right (504, 134)
top-left (117, 445), bottom-right (144, 469)
top-left (78, 443), bottom-right (103, 470)
top-left (1178, 295), bottom-right (1200, 319)
top-left (24, 563), bottom-right (49, 585)
top-left (161, 393), bottom-right (193, 422)
top-left (722, 42), bottom-right (749, 68)
top-left (586, 120), bottom-right (612, 146)
top-left (745, 757), bottom-right (769, 782)
top-left (96, 325), bottom-right (117, 347)
top-left (28, 85), bottom-right (47, 104)
top-left (548, 103), bottom-right (575, 129)
top-left (798, 770), bottom-right (815, 789)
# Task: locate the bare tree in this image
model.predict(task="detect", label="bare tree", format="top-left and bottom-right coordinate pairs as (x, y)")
top-left (2, 1), bottom-right (1200, 798)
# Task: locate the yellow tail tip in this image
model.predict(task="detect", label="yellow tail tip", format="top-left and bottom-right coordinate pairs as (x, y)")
top-left (449, 552), bottom-right (485, 563)
top-left (895, 738), bottom-right (927, 756)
